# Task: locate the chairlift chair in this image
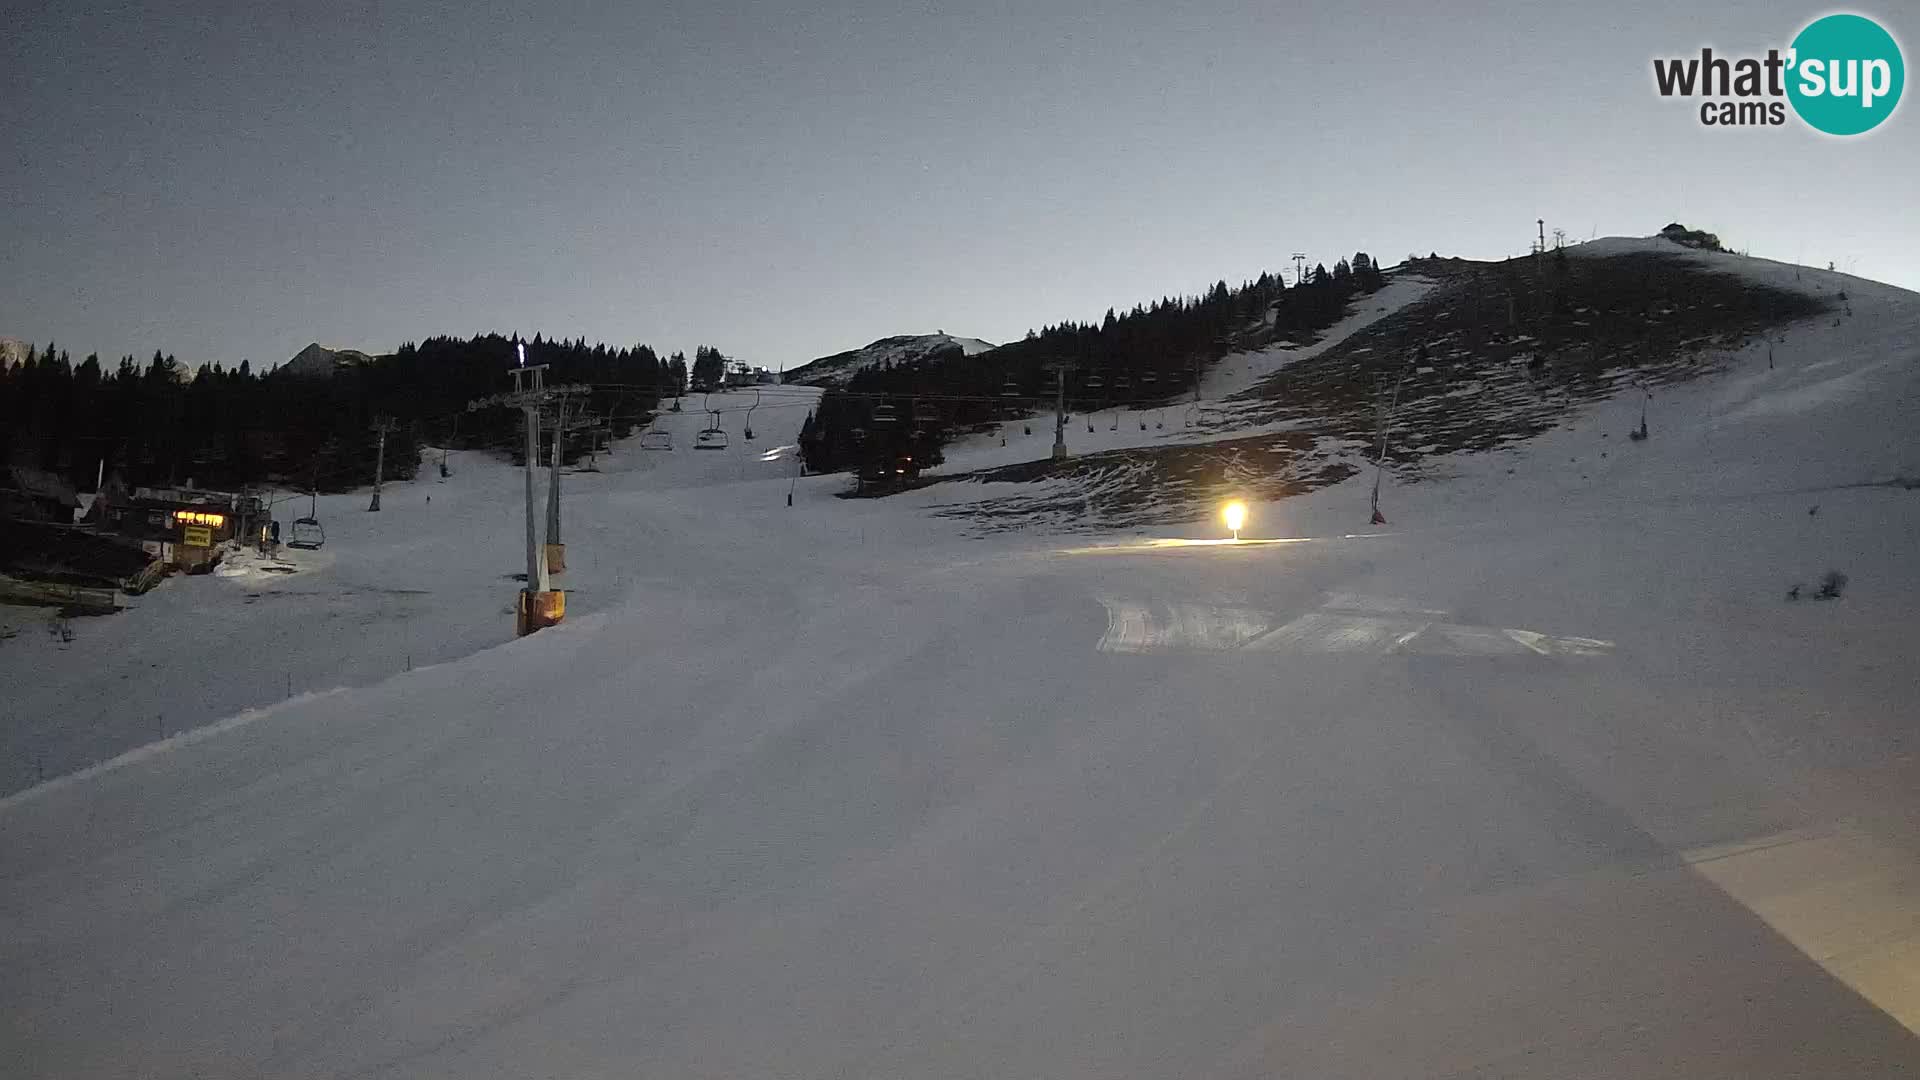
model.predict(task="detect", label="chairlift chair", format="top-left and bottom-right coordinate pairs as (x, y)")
top-left (871, 403), bottom-right (900, 426)
top-left (285, 488), bottom-right (326, 549)
top-left (694, 427), bottom-right (729, 450)
top-left (1141, 369), bottom-right (1159, 386)
top-left (639, 428), bottom-right (673, 450)
top-left (1000, 377), bottom-right (1021, 398)
top-left (288, 516), bottom-right (325, 550)
top-left (1085, 372), bottom-right (1105, 390)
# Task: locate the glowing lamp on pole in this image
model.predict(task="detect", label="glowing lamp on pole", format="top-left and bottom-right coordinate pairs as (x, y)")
top-left (1222, 500), bottom-right (1247, 541)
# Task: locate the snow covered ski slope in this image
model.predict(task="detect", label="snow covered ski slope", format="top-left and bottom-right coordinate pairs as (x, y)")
top-left (5, 242), bottom-right (1920, 1077)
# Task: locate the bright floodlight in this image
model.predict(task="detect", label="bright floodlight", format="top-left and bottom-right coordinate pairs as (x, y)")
top-left (1222, 500), bottom-right (1247, 540)
top-left (517, 343), bottom-right (526, 366)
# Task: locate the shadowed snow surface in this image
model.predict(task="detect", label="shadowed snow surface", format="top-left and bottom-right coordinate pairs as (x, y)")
top-left (5, 245), bottom-right (1920, 1077)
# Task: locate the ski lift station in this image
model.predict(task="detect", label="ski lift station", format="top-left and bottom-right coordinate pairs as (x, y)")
top-left (97, 486), bottom-right (262, 572)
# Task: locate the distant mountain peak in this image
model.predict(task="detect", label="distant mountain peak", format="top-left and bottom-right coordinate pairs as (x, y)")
top-left (279, 342), bottom-right (377, 378)
top-left (785, 332), bottom-right (996, 387)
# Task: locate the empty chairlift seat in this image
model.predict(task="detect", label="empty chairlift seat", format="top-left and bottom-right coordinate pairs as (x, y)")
top-left (288, 516), bottom-right (325, 550)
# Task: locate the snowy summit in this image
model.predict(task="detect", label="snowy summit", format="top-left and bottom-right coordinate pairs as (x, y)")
top-left (783, 332), bottom-right (996, 387)
top-left (277, 342), bottom-right (379, 379)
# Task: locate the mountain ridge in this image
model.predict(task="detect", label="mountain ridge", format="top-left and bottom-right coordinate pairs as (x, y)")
top-left (277, 342), bottom-right (379, 378)
top-left (785, 332), bottom-right (996, 388)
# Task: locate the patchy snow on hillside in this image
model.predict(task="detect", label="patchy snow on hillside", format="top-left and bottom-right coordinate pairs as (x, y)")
top-left (927, 272), bottom-right (1439, 477)
top-left (784, 332), bottom-right (997, 387)
top-left (1201, 270), bottom-right (1439, 403)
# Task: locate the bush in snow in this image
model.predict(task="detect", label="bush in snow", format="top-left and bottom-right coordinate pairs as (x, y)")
top-left (1816, 571), bottom-right (1848, 600)
top-left (1659, 223), bottom-right (1725, 251)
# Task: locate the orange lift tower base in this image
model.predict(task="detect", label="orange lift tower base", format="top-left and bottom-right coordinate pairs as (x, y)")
top-left (467, 345), bottom-right (590, 638)
top-left (517, 589), bottom-right (566, 636)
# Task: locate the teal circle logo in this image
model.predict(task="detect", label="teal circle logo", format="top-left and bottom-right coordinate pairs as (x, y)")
top-left (1787, 13), bottom-right (1904, 135)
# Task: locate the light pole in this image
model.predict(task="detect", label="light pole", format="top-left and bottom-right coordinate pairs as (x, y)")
top-left (1223, 500), bottom-right (1246, 541)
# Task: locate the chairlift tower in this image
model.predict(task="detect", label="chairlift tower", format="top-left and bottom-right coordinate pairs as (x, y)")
top-left (1044, 362), bottom-right (1074, 461)
top-left (441, 413), bottom-right (458, 477)
top-left (367, 416), bottom-right (399, 511)
top-left (467, 350), bottom-right (591, 635)
top-left (545, 395), bottom-right (568, 568)
top-left (1535, 218), bottom-right (1547, 287)
top-left (579, 414), bottom-right (611, 467)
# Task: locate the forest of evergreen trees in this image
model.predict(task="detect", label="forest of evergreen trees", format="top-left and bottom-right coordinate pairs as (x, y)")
top-left (799, 253), bottom-right (1386, 474)
top-left (1, 334), bottom-right (704, 495)
top-left (689, 345), bottom-right (727, 391)
top-left (6, 250), bottom-right (1391, 494)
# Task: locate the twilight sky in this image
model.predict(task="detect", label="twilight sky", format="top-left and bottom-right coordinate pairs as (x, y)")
top-left (3, 0), bottom-right (1913, 371)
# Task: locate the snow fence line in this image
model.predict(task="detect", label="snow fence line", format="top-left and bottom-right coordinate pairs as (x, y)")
top-left (0, 609), bottom-right (612, 816)
top-left (0, 687), bottom-right (352, 816)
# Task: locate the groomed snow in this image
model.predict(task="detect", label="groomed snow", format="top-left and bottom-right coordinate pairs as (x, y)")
top-left (5, 243), bottom-right (1920, 1077)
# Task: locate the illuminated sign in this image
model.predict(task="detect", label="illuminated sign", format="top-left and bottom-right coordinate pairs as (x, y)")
top-left (173, 510), bottom-right (225, 528)
top-left (182, 525), bottom-right (213, 547)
